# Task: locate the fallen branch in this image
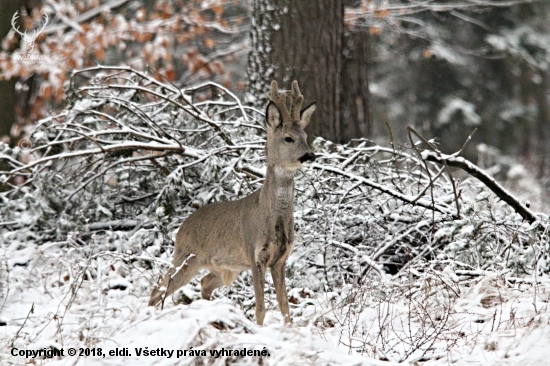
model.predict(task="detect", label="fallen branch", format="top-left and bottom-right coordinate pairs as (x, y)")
top-left (421, 151), bottom-right (538, 223)
top-left (6, 141), bottom-right (196, 177)
top-left (311, 163), bottom-right (455, 215)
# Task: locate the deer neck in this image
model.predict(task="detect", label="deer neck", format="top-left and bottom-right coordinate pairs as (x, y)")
top-left (260, 165), bottom-right (295, 213)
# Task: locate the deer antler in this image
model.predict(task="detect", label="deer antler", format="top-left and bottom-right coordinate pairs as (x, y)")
top-left (289, 80), bottom-right (304, 121)
top-left (267, 80), bottom-right (304, 124)
top-left (268, 81), bottom-right (291, 122)
top-left (11, 11), bottom-right (25, 38)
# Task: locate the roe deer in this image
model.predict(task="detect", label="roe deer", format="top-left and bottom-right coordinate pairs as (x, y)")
top-left (148, 81), bottom-right (316, 325)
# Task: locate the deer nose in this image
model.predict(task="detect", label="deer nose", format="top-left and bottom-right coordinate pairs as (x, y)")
top-left (299, 152), bottom-right (316, 163)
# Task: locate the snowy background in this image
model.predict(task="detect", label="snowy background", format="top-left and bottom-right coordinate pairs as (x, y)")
top-left (1, 0), bottom-right (550, 364)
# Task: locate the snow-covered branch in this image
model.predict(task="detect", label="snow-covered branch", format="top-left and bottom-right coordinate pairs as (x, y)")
top-left (0, 66), bottom-right (547, 300)
top-left (311, 162), bottom-right (454, 215)
top-left (422, 151), bottom-right (538, 223)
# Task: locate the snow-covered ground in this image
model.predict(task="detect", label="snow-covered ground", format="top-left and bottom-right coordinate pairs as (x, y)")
top-left (1, 234), bottom-right (549, 365)
top-left (1, 67), bottom-right (549, 365)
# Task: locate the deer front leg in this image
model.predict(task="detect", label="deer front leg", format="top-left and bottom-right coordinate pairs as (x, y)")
top-left (271, 261), bottom-right (291, 323)
top-left (251, 260), bottom-right (267, 325)
top-left (252, 242), bottom-right (273, 325)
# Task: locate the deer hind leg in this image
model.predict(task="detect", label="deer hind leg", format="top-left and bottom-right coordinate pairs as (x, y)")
top-left (200, 270), bottom-right (239, 300)
top-left (148, 254), bottom-right (200, 307)
top-left (200, 272), bottom-right (223, 300)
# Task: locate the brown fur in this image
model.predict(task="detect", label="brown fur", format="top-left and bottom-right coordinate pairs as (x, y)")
top-left (148, 81), bottom-right (316, 325)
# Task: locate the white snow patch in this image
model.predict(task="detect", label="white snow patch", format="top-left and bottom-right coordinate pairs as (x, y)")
top-left (437, 98), bottom-right (481, 126)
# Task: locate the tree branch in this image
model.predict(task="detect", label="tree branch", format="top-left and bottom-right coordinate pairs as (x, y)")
top-left (311, 163), bottom-right (455, 215)
top-left (422, 151), bottom-right (538, 223)
top-left (44, 0), bottom-right (130, 34)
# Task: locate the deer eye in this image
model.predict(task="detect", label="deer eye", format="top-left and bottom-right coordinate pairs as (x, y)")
top-left (284, 137), bottom-right (294, 143)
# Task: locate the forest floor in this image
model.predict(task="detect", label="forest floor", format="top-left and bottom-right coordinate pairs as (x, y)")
top-left (1, 233), bottom-right (549, 366)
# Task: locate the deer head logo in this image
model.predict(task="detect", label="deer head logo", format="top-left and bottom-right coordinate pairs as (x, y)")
top-left (11, 11), bottom-right (48, 57)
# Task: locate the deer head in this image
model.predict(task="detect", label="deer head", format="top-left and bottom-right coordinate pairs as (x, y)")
top-left (265, 81), bottom-right (316, 171)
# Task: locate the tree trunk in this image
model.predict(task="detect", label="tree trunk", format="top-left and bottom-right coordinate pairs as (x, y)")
top-left (340, 28), bottom-right (371, 142)
top-left (248, 0), bottom-right (372, 144)
top-left (251, 0), bottom-right (373, 144)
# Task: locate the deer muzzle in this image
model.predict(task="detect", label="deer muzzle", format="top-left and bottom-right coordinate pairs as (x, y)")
top-left (299, 152), bottom-right (316, 164)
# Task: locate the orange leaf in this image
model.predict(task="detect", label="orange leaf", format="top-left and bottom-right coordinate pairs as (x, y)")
top-left (192, 57), bottom-right (206, 73)
top-left (212, 5), bottom-right (224, 16)
top-left (375, 9), bottom-right (389, 18)
top-left (55, 86), bottom-right (64, 103)
top-left (163, 67), bottom-right (176, 82)
top-left (204, 38), bottom-right (215, 48)
top-left (369, 26), bottom-right (381, 35)
top-left (40, 83), bottom-right (53, 98)
top-left (211, 60), bottom-right (224, 74)
top-left (94, 48), bottom-right (105, 61)
top-left (136, 32), bottom-right (152, 42)
top-left (68, 57), bottom-right (77, 69)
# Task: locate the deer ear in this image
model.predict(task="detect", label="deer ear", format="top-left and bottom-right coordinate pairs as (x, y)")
top-left (266, 101), bottom-right (282, 130)
top-left (299, 102), bottom-right (316, 129)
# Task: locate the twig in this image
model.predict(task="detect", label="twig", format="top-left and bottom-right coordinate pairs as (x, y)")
top-left (407, 126), bottom-right (461, 218)
top-left (407, 127), bottom-right (438, 222)
top-left (10, 303), bottom-right (34, 348)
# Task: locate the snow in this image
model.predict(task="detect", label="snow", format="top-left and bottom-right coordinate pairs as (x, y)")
top-left (0, 237), bottom-right (395, 365)
top-left (2, 230), bottom-right (550, 365)
top-left (429, 44), bottom-right (467, 65)
top-left (437, 97), bottom-right (481, 126)
top-left (2, 66), bottom-right (550, 365)
top-left (486, 35), bottom-right (508, 52)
